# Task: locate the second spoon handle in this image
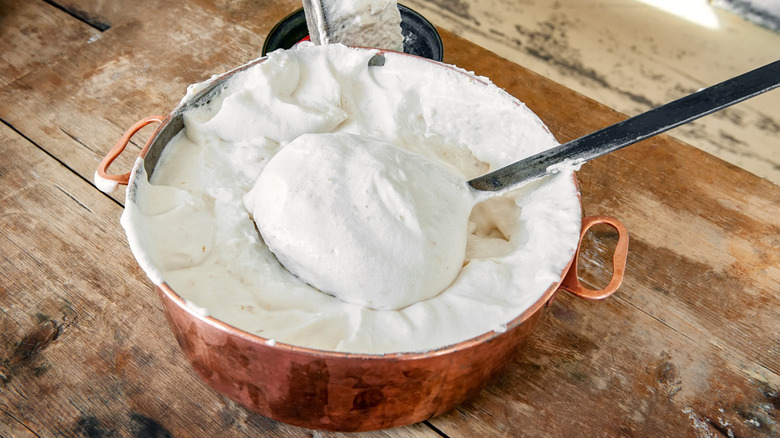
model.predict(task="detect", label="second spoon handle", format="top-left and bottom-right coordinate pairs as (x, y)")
top-left (469, 59), bottom-right (780, 192)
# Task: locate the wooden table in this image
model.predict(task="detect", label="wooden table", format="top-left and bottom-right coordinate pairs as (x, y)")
top-left (1, 1), bottom-right (778, 436)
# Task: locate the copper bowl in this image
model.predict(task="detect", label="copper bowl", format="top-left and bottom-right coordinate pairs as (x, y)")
top-left (96, 49), bottom-right (629, 432)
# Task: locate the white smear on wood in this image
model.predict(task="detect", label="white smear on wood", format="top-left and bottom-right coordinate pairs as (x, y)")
top-left (682, 406), bottom-right (716, 438)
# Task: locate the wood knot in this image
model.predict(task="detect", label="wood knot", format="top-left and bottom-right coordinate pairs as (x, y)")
top-left (652, 352), bottom-right (682, 399)
top-left (1, 319), bottom-right (60, 383)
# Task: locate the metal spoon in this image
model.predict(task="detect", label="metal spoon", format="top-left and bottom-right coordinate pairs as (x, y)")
top-left (468, 60), bottom-right (780, 194)
top-left (302, 0), bottom-right (330, 45)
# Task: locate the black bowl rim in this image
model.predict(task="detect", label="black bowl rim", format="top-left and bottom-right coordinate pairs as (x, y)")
top-left (261, 4), bottom-right (443, 61)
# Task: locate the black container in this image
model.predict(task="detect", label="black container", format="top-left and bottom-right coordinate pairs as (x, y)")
top-left (262, 4), bottom-right (443, 61)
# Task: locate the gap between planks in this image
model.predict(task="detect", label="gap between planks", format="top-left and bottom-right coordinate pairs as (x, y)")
top-left (0, 118), bottom-right (124, 209)
top-left (41, 0), bottom-right (111, 32)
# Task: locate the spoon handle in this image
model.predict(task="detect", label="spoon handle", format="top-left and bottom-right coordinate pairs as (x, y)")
top-left (469, 59), bottom-right (780, 192)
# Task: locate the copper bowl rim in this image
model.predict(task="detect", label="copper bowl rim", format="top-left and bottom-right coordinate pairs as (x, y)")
top-left (118, 47), bottom-right (599, 361)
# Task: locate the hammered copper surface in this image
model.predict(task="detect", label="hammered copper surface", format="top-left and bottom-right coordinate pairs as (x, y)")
top-left (158, 284), bottom-right (545, 431)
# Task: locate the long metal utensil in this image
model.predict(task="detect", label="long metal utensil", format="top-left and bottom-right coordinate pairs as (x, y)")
top-left (469, 60), bottom-right (780, 193)
top-left (302, 0), bottom-right (330, 45)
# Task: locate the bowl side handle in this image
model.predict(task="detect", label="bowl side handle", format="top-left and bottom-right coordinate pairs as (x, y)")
top-left (94, 115), bottom-right (164, 193)
top-left (559, 215), bottom-right (629, 300)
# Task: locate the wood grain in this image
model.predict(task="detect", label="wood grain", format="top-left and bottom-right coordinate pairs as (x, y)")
top-left (0, 0), bottom-right (101, 88)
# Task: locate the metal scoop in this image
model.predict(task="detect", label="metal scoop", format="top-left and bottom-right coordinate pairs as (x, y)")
top-left (468, 60), bottom-right (780, 194)
top-left (302, 0), bottom-right (330, 45)
top-left (302, 0), bottom-right (404, 51)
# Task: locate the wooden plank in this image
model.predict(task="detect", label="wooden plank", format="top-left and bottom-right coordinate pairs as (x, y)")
top-left (0, 124), bottom-right (438, 437)
top-left (45, 0), bottom-right (299, 34)
top-left (0, 0), bottom-right (101, 89)
top-left (432, 292), bottom-right (779, 436)
top-left (425, 31), bottom-right (780, 437)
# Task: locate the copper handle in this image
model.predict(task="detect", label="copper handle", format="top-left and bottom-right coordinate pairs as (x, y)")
top-left (559, 215), bottom-right (629, 300)
top-left (95, 115), bottom-right (164, 191)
